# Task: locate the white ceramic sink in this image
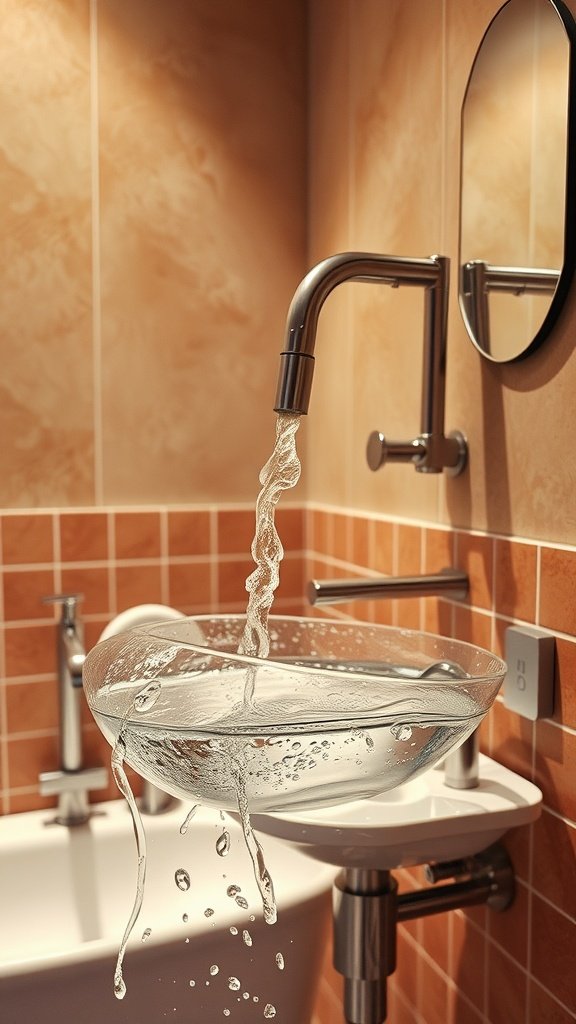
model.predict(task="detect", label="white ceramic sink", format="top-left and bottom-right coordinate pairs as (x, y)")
top-left (0, 799), bottom-right (335, 1024)
top-left (249, 754), bottom-right (542, 869)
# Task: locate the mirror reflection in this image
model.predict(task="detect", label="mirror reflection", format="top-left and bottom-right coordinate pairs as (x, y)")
top-left (459, 0), bottom-right (575, 362)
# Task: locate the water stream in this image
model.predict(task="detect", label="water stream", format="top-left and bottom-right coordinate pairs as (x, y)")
top-left (110, 412), bottom-right (302, 1002)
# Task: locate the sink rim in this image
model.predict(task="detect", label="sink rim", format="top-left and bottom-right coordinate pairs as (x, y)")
top-left (248, 754), bottom-right (542, 868)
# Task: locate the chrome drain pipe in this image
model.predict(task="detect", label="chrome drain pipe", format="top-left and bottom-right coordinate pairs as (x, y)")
top-left (332, 844), bottom-right (515, 1024)
top-left (333, 869), bottom-right (398, 1024)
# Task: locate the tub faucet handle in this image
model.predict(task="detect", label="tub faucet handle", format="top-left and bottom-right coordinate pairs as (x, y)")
top-left (42, 593), bottom-right (84, 627)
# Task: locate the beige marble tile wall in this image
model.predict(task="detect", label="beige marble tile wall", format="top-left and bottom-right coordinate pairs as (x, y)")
top-left (0, 0), bottom-right (307, 508)
top-left (306, 0), bottom-right (576, 547)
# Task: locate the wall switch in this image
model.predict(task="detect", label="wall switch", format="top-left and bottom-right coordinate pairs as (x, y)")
top-left (503, 625), bottom-right (555, 720)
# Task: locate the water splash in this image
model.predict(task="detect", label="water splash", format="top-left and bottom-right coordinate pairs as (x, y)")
top-left (264, 1005), bottom-right (277, 1018)
top-left (275, 952), bottom-right (284, 970)
top-left (242, 929), bottom-right (253, 947)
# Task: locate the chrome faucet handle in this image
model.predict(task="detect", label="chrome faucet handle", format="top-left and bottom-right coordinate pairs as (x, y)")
top-left (366, 430), bottom-right (467, 476)
top-left (366, 432), bottom-right (427, 471)
top-left (42, 593), bottom-right (84, 627)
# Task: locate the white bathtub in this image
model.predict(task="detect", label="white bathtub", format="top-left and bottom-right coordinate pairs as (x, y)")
top-left (0, 799), bottom-right (336, 1024)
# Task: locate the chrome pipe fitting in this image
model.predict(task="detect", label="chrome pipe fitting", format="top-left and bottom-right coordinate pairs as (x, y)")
top-left (333, 870), bottom-right (397, 1024)
top-left (444, 730), bottom-right (480, 789)
top-left (307, 568), bottom-right (469, 607)
top-left (332, 844), bottom-right (514, 1024)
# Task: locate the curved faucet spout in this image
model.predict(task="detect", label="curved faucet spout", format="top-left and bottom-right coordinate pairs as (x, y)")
top-left (274, 251), bottom-right (466, 477)
top-left (274, 252), bottom-right (445, 417)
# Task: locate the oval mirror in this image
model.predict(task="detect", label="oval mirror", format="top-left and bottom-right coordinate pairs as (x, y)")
top-left (459, 0), bottom-right (576, 362)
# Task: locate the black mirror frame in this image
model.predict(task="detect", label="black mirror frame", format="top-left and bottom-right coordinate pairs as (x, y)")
top-left (458, 0), bottom-right (576, 363)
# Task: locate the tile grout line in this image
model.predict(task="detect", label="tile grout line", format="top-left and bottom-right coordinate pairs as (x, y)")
top-left (89, 0), bottom-right (104, 505)
top-left (0, 516), bottom-right (9, 813)
top-left (159, 508), bottom-right (170, 606)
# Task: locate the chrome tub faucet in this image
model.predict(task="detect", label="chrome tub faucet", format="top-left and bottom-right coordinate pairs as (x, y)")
top-left (39, 593), bottom-right (107, 825)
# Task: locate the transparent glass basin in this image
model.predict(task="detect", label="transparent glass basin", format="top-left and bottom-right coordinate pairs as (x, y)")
top-left (83, 615), bottom-right (506, 813)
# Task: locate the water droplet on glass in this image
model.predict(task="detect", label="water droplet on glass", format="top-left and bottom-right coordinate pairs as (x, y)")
top-left (134, 681), bottom-right (161, 713)
top-left (175, 868), bottom-right (191, 891)
top-left (210, 965), bottom-right (219, 976)
top-left (179, 805), bottom-right (198, 835)
top-left (216, 830), bottom-right (231, 857)
top-left (228, 977), bottom-right (241, 991)
top-left (263, 1004), bottom-right (277, 1018)
top-left (204, 907), bottom-right (215, 918)
top-left (242, 930), bottom-right (252, 947)
top-left (391, 724), bottom-right (412, 741)
top-left (227, 884), bottom-right (241, 898)
top-left (235, 895), bottom-right (249, 910)
top-left (275, 952), bottom-right (284, 970)
top-left (366, 735), bottom-right (375, 749)
top-left (141, 927), bottom-right (152, 943)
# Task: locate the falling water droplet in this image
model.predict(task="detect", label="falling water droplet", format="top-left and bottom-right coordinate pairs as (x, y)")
top-left (227, 884), bottom-right (241, 898)
top-left (243, 992), bottom-right (250, 1000)
top-left (204, 907), bottom-right (215, 918)
top-left (391, 723), bottom-right (412, 741)
top-left (366, 735), bottom-right (375, 749)
top-left (141, 927), bottom-right (152, 943)
top-left (182, 913), bottom-right (189, 923)
top-left (209, 965), bottom-right (219, 976)
top-left (223, 1011), bottom-right (231, 1018)
top-left (242, 930), bottom-right (253, 947)
top-left (133, 680), bottom-right (161, 713)
top-left (114, 976), bottom-right (127, 1001)
top-left (275, 952), bottom-right (284, 970)
top-left (235, 895), bottom-right (249, 910)
top-left (230, 926), bottom-right (238, 936)
top-left (179, 805), bottom-right (198, 835)
top-left (175, 868), bottom-right (191, 891)
top-left (263, 1004), bottom-right (277, 1018)
top-left (216, 830), bottom-right (231, 857)
top-left (189, 980), bottom-right (195, 987)
top-left (228, 977), bottom-right (241, 991)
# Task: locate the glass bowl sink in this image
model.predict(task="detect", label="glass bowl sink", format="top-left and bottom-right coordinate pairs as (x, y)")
top-left (82, 615), bottom-right (506, 814)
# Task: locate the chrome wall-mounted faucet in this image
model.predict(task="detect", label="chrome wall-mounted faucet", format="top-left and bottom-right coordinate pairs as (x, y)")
top-left (39, 594), bottom-right (107, 825)
top-left (274, 251), bottom-right (467, 476)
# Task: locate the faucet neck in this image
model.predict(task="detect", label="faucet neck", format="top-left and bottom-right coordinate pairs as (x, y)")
top-left (274, 252), bottom-right (446, 416)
